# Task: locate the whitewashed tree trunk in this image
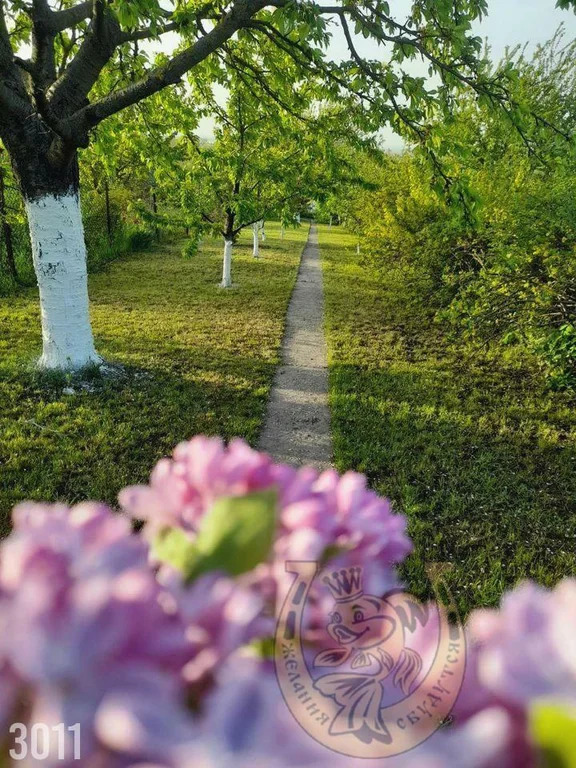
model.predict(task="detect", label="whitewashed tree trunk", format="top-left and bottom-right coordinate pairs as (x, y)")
top-left (281, 225), bottom-right (285, 240)
top-left (221, 239), bottom-right (233, 287)
top-left (357, 242), bottom-right (361, 255)
top-left (260, 221), bottom-right (266, 241)
top-left (252, 225), bottom-right (259, 258)
top-left (25, 192), bottom-right (100, 370)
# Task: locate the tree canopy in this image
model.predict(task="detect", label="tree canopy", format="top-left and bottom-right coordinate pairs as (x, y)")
top-left (0, 0), bottom-right (526, 194)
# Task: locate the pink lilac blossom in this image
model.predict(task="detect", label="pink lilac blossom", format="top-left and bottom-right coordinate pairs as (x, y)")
top-left (0, 501), bottom-right (195, 767)
top-left (120, 436), bottom-right (412, 597)
top-left (390, 581), bottom-right (576, 768)
top-left (156, 566), bottom-right (273, 690)
top-left (4, 439), bottom-right (573, 768)
top-left (448, 579), bottom-right (576, 767)
top-left (174, 656), bottom-right (334, 768)
top-left (172, 660), bottom-right (514, 768)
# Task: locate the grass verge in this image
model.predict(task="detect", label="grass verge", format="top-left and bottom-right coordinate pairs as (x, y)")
top-left (0, 222), bottom-right (307, 532)
top-left (319, 224), bottom-right (576, 615)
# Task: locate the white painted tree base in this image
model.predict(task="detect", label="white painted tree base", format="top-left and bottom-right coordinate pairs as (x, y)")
top-left (221, 239), bottom-right (233, 287)
top-left (25, 192), bottom-right (101, 370)
top-left (252, 225), bottom-right (260, 258)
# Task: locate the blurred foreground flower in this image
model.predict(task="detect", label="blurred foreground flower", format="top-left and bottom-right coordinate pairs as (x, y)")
top-left (0, 437), bottom-right (574, 767)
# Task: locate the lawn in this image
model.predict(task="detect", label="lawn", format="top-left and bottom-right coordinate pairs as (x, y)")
top-left (0, 222), bottom-right (308, 532)
top-left (319, 224), bottom-right (576, 615)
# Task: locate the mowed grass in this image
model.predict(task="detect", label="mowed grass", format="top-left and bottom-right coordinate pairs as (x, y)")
top-left (319, 224), bottom-right (576, 615)
top-left (0, 222), bottom-right (308, 532)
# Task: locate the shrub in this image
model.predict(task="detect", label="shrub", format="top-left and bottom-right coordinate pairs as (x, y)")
top-left (125, 227), bottom-right (155, 252)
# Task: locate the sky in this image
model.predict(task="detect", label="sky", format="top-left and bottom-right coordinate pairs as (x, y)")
top-left (324, 0), bottom-right (576, 150)
top-left (195, 0), bottom-right (576, 145)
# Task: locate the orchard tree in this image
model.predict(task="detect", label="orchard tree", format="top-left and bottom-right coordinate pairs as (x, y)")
top-left (181, 83), bottom-right (322, 287)
top-left (0, 0), bottom-right (527, 369)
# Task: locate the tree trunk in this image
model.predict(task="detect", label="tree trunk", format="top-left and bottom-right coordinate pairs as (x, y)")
top-left (260, 221), bottom-right (265, 242)
top-left (25, 186), bottom-right (100, 370)
top-left (221, 239), bottom-right (233, 288)
top-left (252, 224), bottom-right (260, 258)
top-left (0, 169), bottom-right (18, 284)
top-left (2, 120), bottom-right (101, 370)
top-left (281, 225), bottom-right (285, 240)
top-left (357, 242), bottom-right (361, 256)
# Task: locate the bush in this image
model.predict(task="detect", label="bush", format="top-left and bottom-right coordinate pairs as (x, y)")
top-left (124, 226), bottom-right (155, 252)
top-left (335, 36), bottom-right (576, 388)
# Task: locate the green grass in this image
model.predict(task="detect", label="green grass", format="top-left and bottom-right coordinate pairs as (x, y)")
top-left (0, 222), bottom-right (308, 532)
top-left (319, 224), bottom-right (576, 615)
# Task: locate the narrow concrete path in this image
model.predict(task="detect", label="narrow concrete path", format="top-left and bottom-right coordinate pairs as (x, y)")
top-left (259, 225), bottom-right (332, 469)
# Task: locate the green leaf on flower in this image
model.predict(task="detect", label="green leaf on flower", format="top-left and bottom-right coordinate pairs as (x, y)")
top-left (152, 527), bottom-right (198, 574)
top-left (530, 701), bottom-right (576, 767)
top-left (153, 489), bottom-right (278, 582)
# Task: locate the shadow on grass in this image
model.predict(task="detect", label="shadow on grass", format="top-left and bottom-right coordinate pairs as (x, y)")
top-left (0, 228), bottom-right (309, 533)
top-left (329, 360), bottom-right (576, 615)
top-left (320, 225), bottom-right (576, 615)
top-left (0, 353), bottom-right (281, 537)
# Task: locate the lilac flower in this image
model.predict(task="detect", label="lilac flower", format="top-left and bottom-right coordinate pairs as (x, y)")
top-left (451, 579), bottom-right (576, 766)
top-left (157, 567), bottom-right (273, 689)
top-left (394, 707), bottom-right (519, 768)
top-left (175, 657), bottom-right (334, 768)
top-left (119, 437), bottom-right (295, 538)
top-left (0, 502), bottom-right (194, 766)
top-left (120, 437), bottom-right (412, 599)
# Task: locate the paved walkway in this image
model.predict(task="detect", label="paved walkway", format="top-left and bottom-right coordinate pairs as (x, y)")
top-left (259, 225), bottom-right (332, 469)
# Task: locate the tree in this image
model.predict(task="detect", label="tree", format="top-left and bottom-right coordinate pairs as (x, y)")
top-left (179, 71), bottom-right (330, 286)
top-left (0, 0), bottom-right (526, 368)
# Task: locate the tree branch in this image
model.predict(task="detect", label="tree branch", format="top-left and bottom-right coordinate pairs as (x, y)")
top-left (119, 20), bottom-right (181, 44)
top-left (51, 1), bottom-right (93, 32)
top-left (65, 0), bottom-right (269, 140)
top-left (48, 0), bottom-right (123, 119)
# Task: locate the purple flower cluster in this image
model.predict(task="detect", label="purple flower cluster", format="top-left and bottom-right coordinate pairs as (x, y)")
top-left (395, 579), bottom-right (576, 768)
top-left (1, 436), bottom-right (573, 768)
top-left (0, 501), bottom-right (194, 766)
top-left (0, 437), bottom-right (411, 766)
top-left (120, 436), bottom-right (411, 596)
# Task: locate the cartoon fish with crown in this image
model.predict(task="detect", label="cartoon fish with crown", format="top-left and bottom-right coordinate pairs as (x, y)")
top-left (312, 566), bottom-right (429, 745)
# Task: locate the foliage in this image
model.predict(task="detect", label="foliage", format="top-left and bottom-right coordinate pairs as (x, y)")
top-left (0, 223), bottom-right (307, 527)
top-left (0, 0), bottom-right (528, 200)
top-left (173, 56), bottom-right (340, 243)
top-left (181, 234), bottom-right (202, 259)
top-left (330, 33), bottom-right (576, 388)
top-left (320, 224), bottom-right (576, 616)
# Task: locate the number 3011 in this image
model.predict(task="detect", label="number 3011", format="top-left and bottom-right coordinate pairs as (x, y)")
top-left (9, 723), bottom-right (81, 760)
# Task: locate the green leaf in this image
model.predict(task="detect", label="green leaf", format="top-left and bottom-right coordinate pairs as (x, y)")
top-left (153, 527), bottom-right (198, 573)
top-left (153, 489), bottom-right (278, 582)
top-left (530, 701), bottom-right (576, 768)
